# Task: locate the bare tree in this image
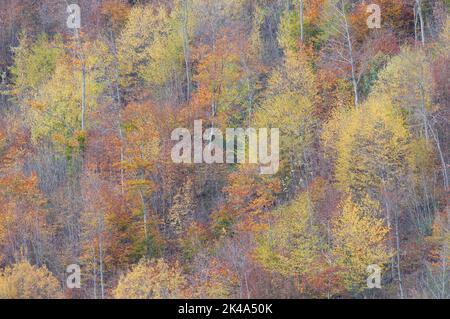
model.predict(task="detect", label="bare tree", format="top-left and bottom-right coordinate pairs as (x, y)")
top-left (322, 0), bottom-right (359, 107)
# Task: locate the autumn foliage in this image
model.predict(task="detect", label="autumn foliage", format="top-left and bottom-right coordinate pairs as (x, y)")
top-left (0, 0), bottom-right (448, 299)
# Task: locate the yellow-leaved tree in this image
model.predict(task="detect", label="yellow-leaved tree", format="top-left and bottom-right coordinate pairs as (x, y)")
top-left (254, 51), bottom-right (317, 191)
top-left (256, 191), bottom-right (321, 284)
top-left (323, 96), bottom-right (413, 204)
top-left (372, 47), bottom-right (433, 132)
top-left (332, 196), bottom-right (392, 293)
top-left (117, 3), bottom-right (190, 98)
top-left (372, 46), bottom-right (448, 191)
top-left (10, 33), bottom-right (64, 102)
top-left (113, 259), bottom-right (187, 299)
top-left (0, 260), bottom-right (62, 299)
top-left (323, 96), bottom-right (414, 297)
top-left (12, 33), bottom-right (109, 154)
top-left (31, 41), bottom-right (107, 152)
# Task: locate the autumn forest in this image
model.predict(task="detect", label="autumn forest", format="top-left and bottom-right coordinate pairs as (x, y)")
top-left (0, 0), bottom-right (449, 299)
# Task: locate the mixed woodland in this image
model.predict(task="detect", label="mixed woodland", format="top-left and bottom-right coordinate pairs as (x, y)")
top-left (0, 0), bottom-right (449, 299)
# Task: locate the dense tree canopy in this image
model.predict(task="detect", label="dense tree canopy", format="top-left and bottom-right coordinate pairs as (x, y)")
top-left (0, 0), bottom-right (448, 299)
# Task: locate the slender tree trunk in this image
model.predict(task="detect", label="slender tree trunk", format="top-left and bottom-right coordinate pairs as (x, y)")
top-left (345, 29), bottom-right (358, 106)
top-left (414, 6), bottom-right (417, 43)
top-left (81, 63), bottom-right (86, 131)
top-left (64, 1), bottom-right (86, 131)
top-left (428, 124), bottom-right (449, 191)
top-left (108, 29), bottom-right (125, 195)
top-left (385, 200), bottom-right (396, 280)
top-left (394, 210), bottom-right (404, 299)
top-left (182, 0), bottom-right (191, 102)
top-left (96, 209), bottom-right (105, 299)
top-left (416, 0), bottom-right (426, 46)
top-left (74, 28), bottom-right (87, 131)
top-left (340, 1), bottom-right (359, 107)
top-left (299, 0), bottom-right (304, 42)
top-left (139, 189), bottom-right (148, 239)
top-left (92, 248), bottom-right (97, 299)
top-left (418, 67), bottom-right (448, 191)
top-left (118, 124), bottom-right (125, 195)
top-left (99, 233), bottom-right (105, 299)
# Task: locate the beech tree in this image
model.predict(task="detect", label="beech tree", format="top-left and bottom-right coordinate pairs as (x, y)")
top-left (0, 260), bottom-right (62, 299)
top-left (256, 192), bottom-right (322, 289)
top-left (113, 259), bottom-right (187, 299)
top-left (332, 196), bottom-right (392, 294)
top-left (0, 0), bottom-right (448, 300)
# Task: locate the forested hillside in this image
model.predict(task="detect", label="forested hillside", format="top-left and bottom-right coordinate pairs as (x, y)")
top-left (0, 0), bottom-right (448, 299)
